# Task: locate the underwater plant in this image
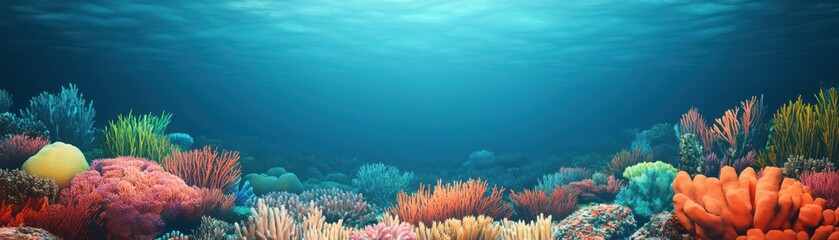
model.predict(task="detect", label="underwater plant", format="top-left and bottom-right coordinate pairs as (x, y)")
top-left (20, 84), bottom-right (96, 150)
top-left (0, 134), bottom-right (48, 169)
top-left (614, 161), bottom-right (677, 222)
top-left (102, 111), bottom-right (178, 162)
top-left (353, 163), bottom-right (414, 207)
top-left (415, 215), bottom-right (500, 240)
top-left (702, 151), bottom-right (756, 177)
top-left (606, 148), bottom-right (653, 178)
top-left (763, 88), bottom-right (839, 167)
top-left (163, 145), bottom-right (242, 192)
top-left (0, 89), bottom-right (10, 113)
top-left (673, 166), bottom-right (839, 239)
top-left (509, 186), bottom-right (577, 222)
top-left (0, 112), bottom-right (49, 138)
top-left (391, 179), bottom-right (513, 226)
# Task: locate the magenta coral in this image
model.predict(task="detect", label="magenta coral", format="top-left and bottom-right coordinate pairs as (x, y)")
top-left (799, 170), bottom-right (839, 209)
top-left (0, 135), bottom-right (48, 169)
top-left (60, 157), bottom-right (201, 239)
top-left (351, 223), bottom-right (417, 240)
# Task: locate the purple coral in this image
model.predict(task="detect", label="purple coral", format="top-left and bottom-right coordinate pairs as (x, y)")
top-left (351, 223), bottom-right (417, 240)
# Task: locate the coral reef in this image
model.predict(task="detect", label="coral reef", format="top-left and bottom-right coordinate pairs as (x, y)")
top-left (672, 166), bottom-right (839, 239)
top-left (799, 171), bottom-right (839, 209)
top-left (392, 179), bottom-right (513, 225)
top-left (615, 161), bottom-right (677, 222)
top-left (103, 111), bottom-right (178, 162)
top-left (232, 180), bottom-right (255, 205)
top-left (679, 108), bottom-right (715, 155)
top-left (535, 167), bottom-right (591, 192)
top-left (555, 204), bottom-right (637, 239)
top-left (192, 216), bottom-right (235, 240)
top-left (0, 112), bottom-right (49, 138)
top-left (163, 145), bottom-right (242, 192)
top-left (0, 169), bottom-right (58, 204)
top-left (251, 188), bottom-right (376, 227)
top-left (59, 157), bottom-right (201, 239)
top-left (415, 215), bottom-right (500, 240)
top-left (21, 142), bottom-right (88, 188)
top-left (509, 186), bottom-right (577, 221)
top-left (234, 199), bottom-right (352, 240)
top-left (20, 84), bottom-right (96, 150)
top-left (764, 88), bottom-right (839, 167)
top-left (606, 148), bottom-right (653, 178)
top-left (703, 151), bottom-right (756, 177)
top-left (0, 134), bottom-right (48, 169)
top-left (783, 155), bottom-right (834, 178)
top-left (350, 222), bottom-right (416, 240)
top-left (353, 163), bottom-right (414, 206)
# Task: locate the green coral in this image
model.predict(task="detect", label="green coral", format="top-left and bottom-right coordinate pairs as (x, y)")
top-left (102, 111), bottom-right (178, 162)
top-left (615, 161), bottom-right (677, 223)
top-left (678, 133), bottom-right (703, 176)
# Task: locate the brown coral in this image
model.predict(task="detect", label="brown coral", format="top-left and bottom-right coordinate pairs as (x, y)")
top-left (0, 169), bottom-right (59, 204)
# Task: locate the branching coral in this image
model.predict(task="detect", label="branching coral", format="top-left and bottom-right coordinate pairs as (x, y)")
top-left (192, 216), bottom-right (235, 240)
top-left (350, 222), bottom-right (416, 240)
top-left (799, 171), bottom-right (839, 209)
top-left (499, 214), bottom-right (556, 240)
top-left (0, 113), bottom-right (49, 139)
top-left (673, 166), bottom-right (839, 239)
top-left (615, 161), bottom-right (677, 222)
top-left (509, 186), bottom-right (577, 222)
top-left (353, 163), bottom-right (414, 207)
top-left (606, 148), bottom-right (652, 178)
top-left (0, 135), bottom-right (48, 169)
top-left (0, 169), bottom-right (58, 204)
top-left (764, 88), bottom-right (839, 167)
top-left (392, 179), bottom-right (513, 226)
top-left (251, 188), bottom-right (376, 228)
top-left (20, 84), bottom-right (96, 150)
top-left (680, 107), bottom-right (715, 155)
top-left (163, 145), bottom-right (242, 192)
top-left (235, 199), bottom-right (352, 240)
top-left (102, 111), bottom-right (178, 162)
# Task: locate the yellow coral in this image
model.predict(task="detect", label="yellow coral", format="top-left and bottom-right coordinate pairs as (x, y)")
top-left (22, 142), bottom-right (89, 188)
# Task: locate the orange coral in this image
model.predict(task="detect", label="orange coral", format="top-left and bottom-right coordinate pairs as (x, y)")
top-left (606, 148), bottom-right (652, 177)
top-left (163, 146), bottom-right (241, 192)
top-left (673, 166), bottom-right (839, 239)
top-left (712, 107), bottom-right (742, 151)
top-left (509, 186), bottom-right (577, 221)
top-left (681, 107), bottom-right (716, 154)
top-left (183, 188), bottom-right (236, 221)
top-left (391, 179), bottom-right (513, 225)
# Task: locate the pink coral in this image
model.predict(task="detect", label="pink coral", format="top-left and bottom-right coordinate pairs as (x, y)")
top-left (351, 223), bottom-right (417, 240)
top-left (0, 135), bottom-right (48, 169)
top-left (60, 157), bottom-right (201, 240)
top-left (799, 170), bottom-right (839, 209)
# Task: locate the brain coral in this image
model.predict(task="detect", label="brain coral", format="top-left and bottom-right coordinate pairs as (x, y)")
top-left (60, 157), bottom-right (201, 240)
top-left (22, 142), bottom-right (88, 188)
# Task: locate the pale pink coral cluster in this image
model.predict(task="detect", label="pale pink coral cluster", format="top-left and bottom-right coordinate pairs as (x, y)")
top-left (60, 157), bottom-right (201, 239)
top-left (350, 223), bottom-right (417, 240)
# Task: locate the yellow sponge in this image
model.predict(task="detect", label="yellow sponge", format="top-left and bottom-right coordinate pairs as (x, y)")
top-left (22, 142), bottom-right (89, 188)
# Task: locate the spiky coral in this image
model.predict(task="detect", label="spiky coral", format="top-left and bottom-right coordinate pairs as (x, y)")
top-left (0, 169), bottom-right (59, 204)
top-left (764, 88), bottom-right (839, 167)
top-left (163, 145), bottom-right (242, 192)
top-left (680, 107), bottom-right (715, 155)
top-left (234, 199), bottom-right (352, 240)
top-left (0, 135), bottom-right (48, 169)
top-left (0, 113), bottom-right (49, 139)
top-left (510, 186), bottom-right (577, 222)
top-left (392, 179), bottom-right (513, 226)
top-left (353, 163), bottom-right (414, 207)
top-left (350, 222), bottom-right (416, 240)
top-left (102, 111), bottom-right (178, 162)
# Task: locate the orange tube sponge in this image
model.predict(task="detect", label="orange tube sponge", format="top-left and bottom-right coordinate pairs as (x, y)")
top-left (673, 166), bottom-right (839, 239)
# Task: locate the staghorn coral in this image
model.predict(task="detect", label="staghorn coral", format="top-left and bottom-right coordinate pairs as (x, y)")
top-left (59, 157), bottom-right (201, 239)
top-left (250, 188), bottom-right (376, 228)
top-left (353, 163), bottom-right (414, 207)
top-left (783, 155), bottom-right (834, 178)
top-left (415, 215), bottom-right (501, 240)
top-left (799, 171), bottom-right (839, 209)
top-left (350, 222), bottom-right (416, 240)
top-left (164, 145), bottom-right (242, 192)
top-left (20, 84), bottom-right (96, 150)
top-left (0, 134), bottom-right (48, 170)
top-left (555, 204), bottom-right (637, 239)
top-left (0, 169), bottom-right (58, 204)
top-left (392, 179), bottom-right (513, 226)
top-left (672, 166), bottom-right (839, 239)
top-left (103, 111), bottom-right (178, 162)
top-left (564, 176), bottom-right (624, 204)
top-left (606, 148), bottom-right (652, 178)
top-left (509, 186), bottom-right (577, 222)
top-left (535, 167), bottom-right (591, 192)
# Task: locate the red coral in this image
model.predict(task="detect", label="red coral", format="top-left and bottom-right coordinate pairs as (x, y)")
top-left (20, 200), bottom-right (105, 239)
top-left (509, 186), bottom-right (577, 221)
top-left (0, 197), bottom-right (48, 227)
top-left (0, 135), bottom-right (48, 169)
top-left (163, 146), bottom-right (241, 192)
top-left (565, 176), bottom-right (624, 203)
top-left (60, 157), bottom-right (200, 240)
top-left (800, 170), bottom-right (839, 209)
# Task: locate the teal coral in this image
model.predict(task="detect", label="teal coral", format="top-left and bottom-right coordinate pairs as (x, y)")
top-left (536, 167), bottom-right (591, 192)
top-left (0, 89), bottom-right (10, 113)
top-left (244, 172), bottom-right (303, 195)
top-left (614, 161), bottom-right (676, 222)
top-left (352, 163), bottom-right (414, 206)
top-left (20, 84), bottom-right (96, 150)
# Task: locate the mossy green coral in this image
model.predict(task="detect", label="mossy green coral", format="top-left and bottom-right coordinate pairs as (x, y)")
top-left (102, 111), bottom-right (178, 162)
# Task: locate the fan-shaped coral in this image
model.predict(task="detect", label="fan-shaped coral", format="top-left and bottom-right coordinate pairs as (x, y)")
top-left (163, 145), bottom-right (242, 192)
